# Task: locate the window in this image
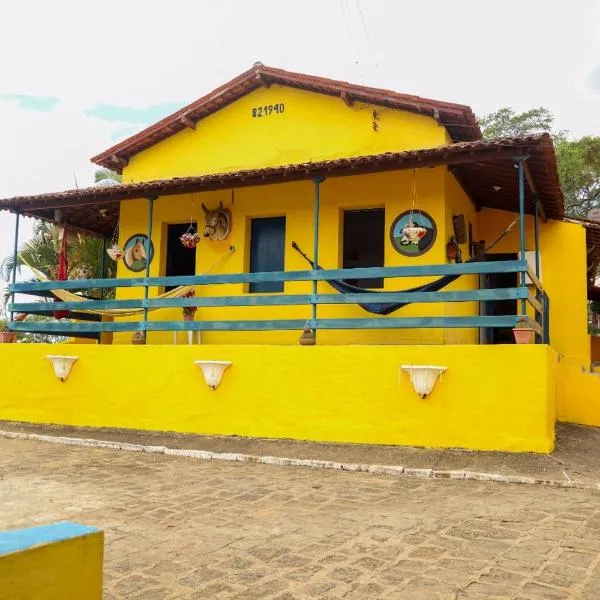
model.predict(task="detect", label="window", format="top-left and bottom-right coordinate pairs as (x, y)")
top-left (165, 223), bottom-right (197, 291)
top-left (249, 217), bottom-right (286, 293)
top-left (343, 208), bottom-right (385, 288)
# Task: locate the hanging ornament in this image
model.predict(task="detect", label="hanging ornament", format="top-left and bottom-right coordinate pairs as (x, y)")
top-left (180, 195), bottom-right (201, 249)
top-left (106, 224), bottom-right (123, 261)
top-left (401, 169), bottom-right (427, 244)
top-left (179, 225), bottom-right (201, 249)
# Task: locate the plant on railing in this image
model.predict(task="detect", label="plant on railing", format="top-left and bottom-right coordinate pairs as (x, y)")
top-left (182, 290), bottom-right (197, 322)
top-left (0, 319), bottom-right (15, 343)
top-left (299, 327), bottom-right (316, 346)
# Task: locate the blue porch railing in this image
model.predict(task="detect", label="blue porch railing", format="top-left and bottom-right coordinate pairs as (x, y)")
top-left (7, 260), bottom-right (549, 343)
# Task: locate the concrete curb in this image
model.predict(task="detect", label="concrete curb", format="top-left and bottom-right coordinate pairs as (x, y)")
top-left (0, 430), bottom-right (596, 491)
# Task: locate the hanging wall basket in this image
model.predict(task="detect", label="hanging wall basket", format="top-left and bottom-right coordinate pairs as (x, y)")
top-left (180, 230), bottom-right (201, 249)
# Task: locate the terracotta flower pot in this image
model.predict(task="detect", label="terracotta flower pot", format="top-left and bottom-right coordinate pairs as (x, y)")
top-left (299, 330), bottom-right (316, 346)
top-left (0, 331), bottom-right (16, 343)
top-left (131, 332), bottom-right (146, 345)
top-left (513, 327), bottom-right (534, 344)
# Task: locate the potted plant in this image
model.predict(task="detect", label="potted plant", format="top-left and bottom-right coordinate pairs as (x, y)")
top-left (299, 327), bottom-right (316, 346)
top-left (0, 319), bottom-right (16, 344)
top-left (131, 331), bottom-right (145, 345)
top-left (513, 318), bottom-right (534, 344)
top-left (182, 290), bottom-right (197, 322)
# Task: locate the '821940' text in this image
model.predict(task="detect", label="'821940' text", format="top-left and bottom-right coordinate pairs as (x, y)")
top-left (252, 103), bottom-right (285, 118)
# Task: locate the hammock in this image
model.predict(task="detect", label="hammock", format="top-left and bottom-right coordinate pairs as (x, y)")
top-left (292, 220), bottom-right (517, 316)
top-left (24, 246), bottom-right (235, 317)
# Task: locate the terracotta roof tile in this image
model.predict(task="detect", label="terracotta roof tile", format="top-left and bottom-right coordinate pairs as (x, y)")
top-left (1, 134), bottom-right (560, 239)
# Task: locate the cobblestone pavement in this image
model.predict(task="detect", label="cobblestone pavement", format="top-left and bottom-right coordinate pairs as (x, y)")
top-left (1, 439), bottom-right (600, 599)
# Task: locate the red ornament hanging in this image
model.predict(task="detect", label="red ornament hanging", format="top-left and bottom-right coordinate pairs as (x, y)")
top-left (54, 228), bottom-right (69, 320)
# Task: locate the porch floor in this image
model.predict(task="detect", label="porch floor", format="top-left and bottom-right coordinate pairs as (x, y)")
top-left (0, 420), bottom-right (597, 487)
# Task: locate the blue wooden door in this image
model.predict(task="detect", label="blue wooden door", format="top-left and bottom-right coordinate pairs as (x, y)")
top-left (249, 217), bottom-right (286, 293)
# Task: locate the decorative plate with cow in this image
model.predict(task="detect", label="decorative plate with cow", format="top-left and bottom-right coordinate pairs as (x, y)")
top-left (123, 234), bottom-right (154, 272)
top-left (390, 210), bottom-right (437, 256)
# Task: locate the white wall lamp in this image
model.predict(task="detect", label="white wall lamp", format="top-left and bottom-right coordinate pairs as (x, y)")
top-left (401, 365), bottom-right (447, 399)
top-left (46, 355), bottom-right (79, 382)
top-left (194, 360), bottom-right (232, 390)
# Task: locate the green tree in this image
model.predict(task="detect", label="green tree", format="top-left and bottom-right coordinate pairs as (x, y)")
top-left (556, 137), bottom-right (600, 218)
top-left (479, 107), bottom-right (556, 139)
top-left (478, 107), bottom-right (600, 218)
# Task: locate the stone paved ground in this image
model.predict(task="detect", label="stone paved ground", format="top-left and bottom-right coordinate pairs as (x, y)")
top-left (2, 438), bottom-right (600, 599)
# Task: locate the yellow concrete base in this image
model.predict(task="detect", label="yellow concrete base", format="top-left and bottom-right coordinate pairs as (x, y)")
top-left (0, 344), bottom-right (557, 453)
top-left (556, 356), bottom-right (600, 427)
top-left (0, 522), bottom-right (103, 599)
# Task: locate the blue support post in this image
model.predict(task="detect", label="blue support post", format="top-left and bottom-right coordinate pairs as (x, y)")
top-left (143, 196), bottom-right (156, 339)
top-left (99, 237), bottom-right (106, 300)
top-left (516, 156), bottom-right (527, 316)
top-left (312, 177), bottom-right (324, 335)
top-left (534, 198), bottom-right (542, 343)
top-left (9, 211), bottom-right (20, 323)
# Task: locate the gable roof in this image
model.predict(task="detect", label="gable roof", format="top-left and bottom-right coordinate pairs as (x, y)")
top-left (91, 63), bottom-right (481, 172)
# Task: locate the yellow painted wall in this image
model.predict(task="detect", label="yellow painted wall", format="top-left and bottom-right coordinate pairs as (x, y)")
top-left (115, 169), bottom-right (454, 345)
top-left (123, 84), bottom-right (447, 182)
top-left (477, 208), bottom-right (600, 427)
top-left (0, 344), bottom-right (556, 452)
top-left (443, 170), bottom-right (479, 344)
top-left (0, 527), bottom-right (103, 600)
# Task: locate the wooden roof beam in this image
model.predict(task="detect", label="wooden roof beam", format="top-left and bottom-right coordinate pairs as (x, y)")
top-left (256, 73), bottom-right (271, 88)
top-left (180, 114), bottom-right (196, 130)
top-left (340, 90), bottom-right (354, 107)
top-left (110, 154), bottom-right (128, 168)
top-left (524, 163), bottom-right (547, 222)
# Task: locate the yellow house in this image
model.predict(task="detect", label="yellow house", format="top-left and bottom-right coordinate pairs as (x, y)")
top-left (2, 64), bottom-right (600, 452)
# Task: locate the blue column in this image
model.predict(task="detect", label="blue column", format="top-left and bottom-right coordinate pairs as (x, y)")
top-left (534, 198), bottom-right (540, 278)
top-left (516, 157), bottom-right (527, 316)
top-left (534, 198), bottom-right (541, 343)
top-left (312, 177), bottom-right (325, 332)
top-left (143, 196), bottom-right (156, 338)
top-left (99, 237), bottom-right (106, 300)
top-left (9, 211), bottom-right (20, 323)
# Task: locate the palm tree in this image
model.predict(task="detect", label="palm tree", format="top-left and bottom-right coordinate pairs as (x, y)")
top-left (0, 220), bottom-right (114, 283)
top-left (94, 168), bottom-right (122, 187)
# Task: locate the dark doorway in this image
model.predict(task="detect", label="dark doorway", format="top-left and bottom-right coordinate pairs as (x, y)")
top-left (343, 208), bottom-right (385, 288)
top-left (249, 216), bottom-right (286, 293)
top-left (165, 223), bottom-right (197, 291)
top-left (481, 253), bottom-right (518, 344)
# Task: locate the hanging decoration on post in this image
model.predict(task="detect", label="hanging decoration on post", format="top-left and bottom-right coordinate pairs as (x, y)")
top-left (106, 225), bottom-right (123, 261)
top-left (201, 200), bottom-right (232, 241)
top-left (390, 170), bottom-right (436, 256)
top-left (54, 227), bottom-right (69, 319)
top-left (180, 195), bottom-right (202, 249)
top-left (122, 234), bottom-right (154, 272)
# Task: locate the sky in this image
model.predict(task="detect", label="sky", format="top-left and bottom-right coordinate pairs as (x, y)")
top-left (1, 0), bottom-right (599, 267)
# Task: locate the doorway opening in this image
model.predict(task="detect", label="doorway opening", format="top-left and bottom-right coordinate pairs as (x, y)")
top-left (481, 252), bottom-right (518, 344)
top-left (342, 208), bottom-right (385, 288)
top-left (165, 223), bottom-right (197, 292)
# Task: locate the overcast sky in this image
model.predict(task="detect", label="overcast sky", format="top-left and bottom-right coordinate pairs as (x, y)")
top-left (1, 0), bottom-right (599, 266)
